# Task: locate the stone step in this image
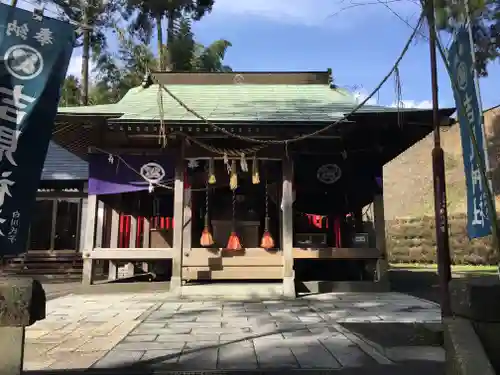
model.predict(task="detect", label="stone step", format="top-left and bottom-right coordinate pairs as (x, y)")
top-left (180, 283), bottom-right (284, 300)
top-left (30, 362), bottom-right (443, 375)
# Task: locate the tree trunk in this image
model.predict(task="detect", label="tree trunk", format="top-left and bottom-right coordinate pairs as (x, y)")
top-left (165, 13), bottom-right (175, 71)
top-left (156, 15), bottom-right (164, 70)
top-left (80, 9), bottom-right (89, 105)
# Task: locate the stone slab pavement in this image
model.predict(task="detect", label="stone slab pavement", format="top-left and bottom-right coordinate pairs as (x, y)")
top-left (23, 291), bottom-right (445, 372)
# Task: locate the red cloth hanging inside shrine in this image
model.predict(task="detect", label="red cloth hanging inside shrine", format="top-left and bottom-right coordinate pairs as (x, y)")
top-left (305, 214), bottom-right (328, 229)
top-left (333, 216), bottom-right (342, 248)
top-left (303, 213), bottom-right (342, 248)
top-left (184, 169), bottom-right (190, 189)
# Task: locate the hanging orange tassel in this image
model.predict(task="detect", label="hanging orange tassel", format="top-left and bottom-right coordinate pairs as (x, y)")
top-left (200, 215), bottom-right (214, 247)
top-left (260, 217), bottom-right (274, 249)
top-left (226, 231), bottom-right (242, 250)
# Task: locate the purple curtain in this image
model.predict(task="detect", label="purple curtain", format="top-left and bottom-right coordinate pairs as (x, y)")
top-left (88, 154), bottom-right (175, 195)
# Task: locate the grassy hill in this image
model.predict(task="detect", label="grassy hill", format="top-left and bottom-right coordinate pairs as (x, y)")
top-left (383, 106), bottom-right (500, 220)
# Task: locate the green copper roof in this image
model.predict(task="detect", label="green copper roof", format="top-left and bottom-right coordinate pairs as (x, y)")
top-left (58, 84), bottom-right (427, 122)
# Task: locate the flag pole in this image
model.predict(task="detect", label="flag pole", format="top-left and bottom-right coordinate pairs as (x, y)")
top-left (463, 0), bottom-right (500, 275)
top-left (427, 0), bottom-right (452, 318)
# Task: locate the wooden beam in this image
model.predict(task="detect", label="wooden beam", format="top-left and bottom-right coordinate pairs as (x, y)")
top-left (292, 247), bottom-right (381, 259)
top-left (81, 194), bottom-right (97, 285)
top-left (281, 158), bottom-right (295, 298)
top-left (171, 146), bottom-right (185, 294)
top-left (89, 249), bottom-right (173, 260)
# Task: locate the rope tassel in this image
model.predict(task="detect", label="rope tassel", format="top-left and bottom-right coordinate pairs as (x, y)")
top-left (229, 160), bottom-right (238, 190)
top-left (226, 189), bottom-right (242, 250)
top-left (252, 156), bottom-right (260, 185)
top-left (208, 158), bottom-right (216, 185)
top-left (260, 182), bottom-right (274, 249)
top-left (200, 214), bottom-right (214, 247)
top-left (200, 185), bottom-right (214, 247)
top-left (260, 217), bottom-right (274, 249)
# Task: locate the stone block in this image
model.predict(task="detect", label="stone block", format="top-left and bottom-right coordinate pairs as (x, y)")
top-left (0, 277), bottom-right (46, 327)
top-left (450, 278), bottom-right (500, 322)
top-left (443, 316), bottom-right (495, 375)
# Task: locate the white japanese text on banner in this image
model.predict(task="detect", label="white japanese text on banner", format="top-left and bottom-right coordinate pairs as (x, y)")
top-left (448, 26), bottom-right (492, 239)
top-left (0, 4), bottom-right (75, 255)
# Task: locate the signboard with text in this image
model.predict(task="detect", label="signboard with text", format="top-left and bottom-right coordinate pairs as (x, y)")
top-left (448, 26), bottom-right (492, 239)
top-left (0, 4), bottom-right (75, 255)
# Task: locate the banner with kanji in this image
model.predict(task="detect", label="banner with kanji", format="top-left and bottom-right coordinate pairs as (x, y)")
top-left (448, 26), bottom-right (492, 239)
top-left (0, 4), bottom-right (75, 255)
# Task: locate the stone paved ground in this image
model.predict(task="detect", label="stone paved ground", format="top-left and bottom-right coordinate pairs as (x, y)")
top-left (24, 292), bottom-right (444, 373)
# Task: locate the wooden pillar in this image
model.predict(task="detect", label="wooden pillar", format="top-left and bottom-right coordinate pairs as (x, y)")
top-left (49, 200), bottom-right (57, 250)
top-left (171, 151), bottom-right (185, 294)
top-left (75, 198), bottom-right (83, 252)
top-left (108, 198), bottom-right (120, 281)
top-left (142, 217), bottom-right (151, 272)
top-left (95, 200), bottom-right (105, 248)
top-left (182, 185), bottom-right (192, 280)
top-left (123, 215), bottom-right (137, 277)
top-left (373, 193), bottom-right (389, 286)
top-left (82, 194), bottom-right (98, 285)
top-left (282, 158), bottom-right (295, 298)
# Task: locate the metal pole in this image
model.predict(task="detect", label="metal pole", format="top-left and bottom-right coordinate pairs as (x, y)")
top-left (428, 0), bottom-right (452, 318)
top-left (10, 0), bottom-right (17, 7)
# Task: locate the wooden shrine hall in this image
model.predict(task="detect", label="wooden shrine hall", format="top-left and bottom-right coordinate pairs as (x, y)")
top-left (53, 71), bottom-right (455, 297)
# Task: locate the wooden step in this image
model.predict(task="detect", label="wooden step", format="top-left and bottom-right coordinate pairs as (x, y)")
top-left (1, 250), bottom-right (83, 279)
top-left (1, 268), bottom-right (83, 275)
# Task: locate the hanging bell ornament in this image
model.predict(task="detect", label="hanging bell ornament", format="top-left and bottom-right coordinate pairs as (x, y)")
top-left (200, 214), bottom-right (214, 247)
top-left (252, 156), bottom-right (260, 185)
top-left (260, 217), bottom-right (274, 249)
top-left (208, 158), bottom-right (216, 184)
top-left (229, 160), bottom-right (238, 190)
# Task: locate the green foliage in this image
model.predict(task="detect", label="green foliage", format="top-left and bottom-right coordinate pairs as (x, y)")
top-left (48, 0), bottom-right (119, 54)
top-left (59, 75), bottom-right (81, 106)
top-left (59, 14), bottom-right (233, 106)
top-left (387, 214), bottom-right (498, 265)
top-left (432, 0), bottom-right (500, 76)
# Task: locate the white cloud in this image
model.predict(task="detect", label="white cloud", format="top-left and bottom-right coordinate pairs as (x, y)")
top-left (353, 89), bottom-right (379, 105)
top-left (213, 0), bottom-right (421, 28)
top-left (353, 89), bottom-right (433, 108)
top-left (390, 100), bottom-right (433, 109)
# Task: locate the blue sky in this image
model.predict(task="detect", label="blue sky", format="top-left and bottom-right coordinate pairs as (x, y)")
top-left (8, 0), bottom-right (500, 110)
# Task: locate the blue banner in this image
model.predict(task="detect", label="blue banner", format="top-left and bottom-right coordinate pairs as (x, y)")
top-left (448, 26), bottom-right (491, 239)
top-left (0, 4), bottom-right (75, 255)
